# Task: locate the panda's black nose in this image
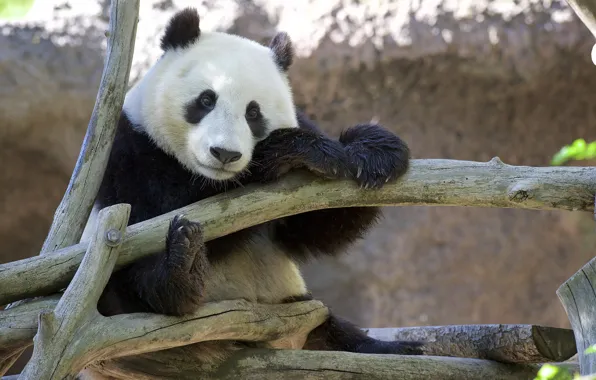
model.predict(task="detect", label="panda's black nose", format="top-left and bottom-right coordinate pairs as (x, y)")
top-left (210, 147), bottom-right (242, 164)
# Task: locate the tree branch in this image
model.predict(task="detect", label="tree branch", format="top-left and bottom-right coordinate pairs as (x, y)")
top-left (557, 255), bottom-right (596, 376)
top-left (89, 348), bottom-right (548, 380)
top-left (0, 1), bottom-right (140, 375)
top-left (0, 292), bottom-right (577, 369)
top-left (366, 324), bottom-right (577, 363)
top-left (19, 204), bottom-right (130, 380)
top-left (3, 293), bottom-right (327, 378)
top-left (564, 0), bottom-right (596, 65)
top-left (565, 0), bottom-right (596, 38)
top-left (2, 158), bottom-right (596, 307)
top-left (39, 0), bottom-right (139, 254)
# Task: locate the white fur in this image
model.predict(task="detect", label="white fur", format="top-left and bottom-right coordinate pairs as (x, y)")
top-left (202, 227), bottom-right (307, 303)
top-left (124, 31), bottom-right (298, 180)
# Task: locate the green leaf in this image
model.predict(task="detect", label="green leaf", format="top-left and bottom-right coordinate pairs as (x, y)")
top-left (551, 138), bottom-right (596, 166)
top-left (534, 364), bottom-right (573, 380)
top-left (0, 0), bottom-right (36, 20)
top-left (585, 344), bottom-right (596, 354)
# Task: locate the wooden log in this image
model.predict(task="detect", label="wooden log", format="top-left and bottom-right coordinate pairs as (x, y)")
top-left (557, 256), bottom-right (596, 376)
top-left (565, 0), bottom-right (596, 38)
top-left (89, 348), bottom-right (544, 380)
top-left (366, 324), bottom-right (577, 363)
top-left (2, 159), bottom-right (596, 307)
top-left (39, 0), bottom-right (139, 254)
top-left (566, 0), bottom-right (596, 64)
top-left (0, 0), bottom-right (140, 375)
top-left (0, 294), bottom-right (576, 366)
top-left (20, 204), bottom-right (130, 379)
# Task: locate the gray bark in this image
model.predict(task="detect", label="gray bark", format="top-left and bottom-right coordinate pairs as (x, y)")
top-left (20, 204), bottom-right (130, 379)
top-left (557, 255), bottom-right (596, 376)
top-left (366, 324), bottom-right (577, 363)
top-left (90, 348), bottom-right (546, 380)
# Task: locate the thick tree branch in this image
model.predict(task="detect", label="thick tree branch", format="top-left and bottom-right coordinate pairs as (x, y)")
top-left (565, 0), bottom-right (596, 38)
top-left (366, 324), bottom-right (577, 363)
top-left (0, 1), bottom-right (140, 375)
top-left (1, 158), bottom-right (596, 307)
top-left (89, 348), bottom-right (548, 380)
top-left (20, 204), bottom-right (130, 380)
top-left (564, 0), bottom-right (596, 64)
top-left (0, 292), bottom-right (576, 368)
top-left (3, 293), bottom-right (327, 378)
top-left (39, 0), bottom-right (139, 254)
top-left (557, 256), bottom-right (596, 376)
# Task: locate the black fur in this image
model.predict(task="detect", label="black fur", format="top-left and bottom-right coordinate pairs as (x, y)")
top-left (280, 293), bottom-right (422, 354)
top-left (269, 32), bottom-right (293, 72)
top-left (99, 215), bottom-right (209, 316)
top-left (341, 124), bottom-right (410, 188)
top-left (184, 89), bottom-right (217, 124)
top-left (160, 7), bottom-right (201, 51)
top-left (245, 100), bottom-right (268, 138)
top-left (304, 314), bottom-right (424, 355)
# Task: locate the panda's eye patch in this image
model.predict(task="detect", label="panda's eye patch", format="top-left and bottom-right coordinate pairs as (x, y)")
top-left (184, 90), bottom-right (217, 124)
top-left (199, 90), bottom-right (217, 109)
top-left (245, 102), bottom-right (261, 120)
top-left (245, 101), bottom-right (267, 138)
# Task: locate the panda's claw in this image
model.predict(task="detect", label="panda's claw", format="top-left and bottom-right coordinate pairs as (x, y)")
top-left (339, 124), bottom-right (410, 189)
top-left (166, 214), bottom-right (207, 274)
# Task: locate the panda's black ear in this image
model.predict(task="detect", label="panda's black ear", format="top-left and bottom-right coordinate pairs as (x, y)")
top-left (269, 32), bottom-right (294, 72)
top-left (160, 7), bottom-right (201, 51)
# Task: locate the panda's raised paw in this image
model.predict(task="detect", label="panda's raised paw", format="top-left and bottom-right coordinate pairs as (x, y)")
top-left (340, 124), bottom-right (410, 189)
top-left (166, 214), bottom-right (207, 274)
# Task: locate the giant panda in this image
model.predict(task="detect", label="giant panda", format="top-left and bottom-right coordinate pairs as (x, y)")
top-left (94, 7), bottom-right (422, 370)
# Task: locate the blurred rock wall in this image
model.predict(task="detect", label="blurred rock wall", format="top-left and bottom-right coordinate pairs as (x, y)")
top-left (2, 0), bottom-right (596, 334)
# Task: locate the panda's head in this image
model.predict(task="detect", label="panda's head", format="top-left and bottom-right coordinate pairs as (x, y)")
top-left (123, 8), bottom-right (298, 181)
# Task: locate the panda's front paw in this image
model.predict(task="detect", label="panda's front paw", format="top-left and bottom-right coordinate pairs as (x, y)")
top-left (166, 214), bottom-right (208, 273)
top-left (157, 214), bottom-right (210, 315)
top-left (252, 128), bottom-right (350, 182)
top-left (340, 124), bottom-right (410, 189)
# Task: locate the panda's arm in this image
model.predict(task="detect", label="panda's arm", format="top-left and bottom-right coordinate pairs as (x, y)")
top-left (257, 111), bottom-right (410, 260)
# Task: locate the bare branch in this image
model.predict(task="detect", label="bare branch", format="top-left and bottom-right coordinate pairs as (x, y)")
top-left (3, 294), bottom-right (327, 378)
top-left (2, 158), bottom-right (596, 307)
top-left (89, 348), bottom-right (547, 380)
top-left (0, 1), bottom-right (140, 375)
top-left (565, 0), bottom-right (596, 38)
top-left (20, 204), bottom-right (130, 380)
top-left (366, 324), bottom-right (577, 363)
top-left (0, 295), bottom-right (59, 350)
top-left (0, 293), bottom-right (576, 369)
top-left (39, 0), bottom-right (139, 254)
top-left (558, 255), bottom-right (596, 376)
top-left (564, 0), bottom-right (596, 65)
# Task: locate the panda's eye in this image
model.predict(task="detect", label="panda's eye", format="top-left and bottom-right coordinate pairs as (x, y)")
top-left (198, 90), bottom-right (216, 109)
top-left (246, 106), bottom-right (260, 120)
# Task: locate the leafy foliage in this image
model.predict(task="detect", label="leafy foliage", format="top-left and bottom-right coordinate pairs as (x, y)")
top-left (534, 364), bottom-right (574, 380)
top-left (0, 0), bottom-right (35, 20)
top-left (534, 345), bottom-right (596, 379)
top-left (551, 139), bottom-right (596, 166)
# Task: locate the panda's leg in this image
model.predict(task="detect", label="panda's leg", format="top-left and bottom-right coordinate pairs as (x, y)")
top-left (98, 215), bottom-right (210, 317)
top-left (282, 295), bottom-right (424, 355)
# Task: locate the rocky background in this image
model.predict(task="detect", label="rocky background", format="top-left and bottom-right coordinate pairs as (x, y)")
top-left (2, 0), bottom-right (596, 365)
